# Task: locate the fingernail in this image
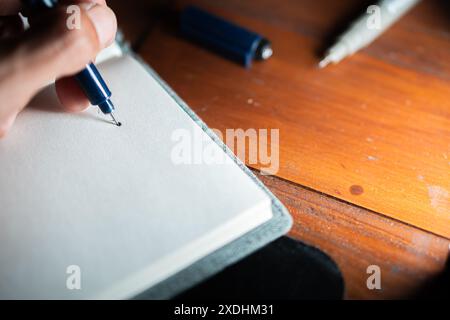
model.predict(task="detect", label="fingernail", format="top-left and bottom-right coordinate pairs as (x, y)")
top-left (83, 4), bottom-right (116, 47)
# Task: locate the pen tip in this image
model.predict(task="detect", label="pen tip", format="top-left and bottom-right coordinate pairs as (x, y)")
top-left (110, 113), bottom-right (122, 127)
top-left (319, 57), bottom-right (332, 69)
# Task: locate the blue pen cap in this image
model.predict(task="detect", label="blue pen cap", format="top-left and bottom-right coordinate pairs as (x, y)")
top-left (180, 6), bottom-right (272, 67)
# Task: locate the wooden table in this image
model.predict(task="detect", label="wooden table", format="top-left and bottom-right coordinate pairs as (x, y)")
top-left (109, 0), bottom-right (450, 299)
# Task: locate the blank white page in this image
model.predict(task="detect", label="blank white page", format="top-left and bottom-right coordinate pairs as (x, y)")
top-left (0, 55), bottom-right (272, 299)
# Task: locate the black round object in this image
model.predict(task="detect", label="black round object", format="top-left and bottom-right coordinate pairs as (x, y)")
top-left (176, 237), bottom-right (345, 300)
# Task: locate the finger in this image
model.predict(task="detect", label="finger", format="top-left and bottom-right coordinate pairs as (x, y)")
top-left (61, 0), bottom-right (107, 5)
top-left (21, 0), bottom-right (107, 18)
top-left (55, 76), bottom-right (89, 112)
top-left (17, 0), bottom-right (114, 115)
top-left (55, 1), bottom-right (116, 111)
top-left (25, 0), bottom-right (115, 48)
top-left (0, 4), bottom-right (116, 136)
top-left (75, 0), bottom-right (107, 5)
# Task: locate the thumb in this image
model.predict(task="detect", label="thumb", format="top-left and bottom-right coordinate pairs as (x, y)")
top-left (0, 3), bottom-right (116, 136)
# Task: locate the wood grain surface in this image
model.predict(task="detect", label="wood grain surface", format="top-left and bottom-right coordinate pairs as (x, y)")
top-left (255, 171), bottom-right (450, 299)
top-left (138, 0), bottom-right (450, 237)
top-left (108, 0), bottom-right (450, 299)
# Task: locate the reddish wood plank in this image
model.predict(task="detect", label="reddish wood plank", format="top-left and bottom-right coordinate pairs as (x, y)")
top-left (139, 1), bottom-right (450, 237)
top-left (256, 172), bottom-right (450, 299)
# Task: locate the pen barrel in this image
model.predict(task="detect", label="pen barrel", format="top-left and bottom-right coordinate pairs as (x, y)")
top-left (338, 0), bottom-right (421, 54)
top-left (75, 63), bottom-right (114, 113)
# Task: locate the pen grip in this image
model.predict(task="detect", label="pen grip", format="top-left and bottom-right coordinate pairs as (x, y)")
top-left (75, 63), bottom-right (112, 106)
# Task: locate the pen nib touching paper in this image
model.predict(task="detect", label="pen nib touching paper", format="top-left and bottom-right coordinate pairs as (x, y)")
top-left (109, 113), bottom-right (122, 127)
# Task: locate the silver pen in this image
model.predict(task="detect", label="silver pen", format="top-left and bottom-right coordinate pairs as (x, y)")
top-left (319, 0), bottom-right (421, 68)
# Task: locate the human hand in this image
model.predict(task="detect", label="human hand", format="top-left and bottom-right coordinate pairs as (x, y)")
top-left (0, 0), bottom-right (117, 137)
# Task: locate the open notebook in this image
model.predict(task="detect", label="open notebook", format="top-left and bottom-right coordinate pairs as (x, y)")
top-left (0, 44), bottom-right (291, 299)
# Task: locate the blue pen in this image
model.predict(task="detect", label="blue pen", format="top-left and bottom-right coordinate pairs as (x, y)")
top-left (23, 0), bottom-right (121, 126)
